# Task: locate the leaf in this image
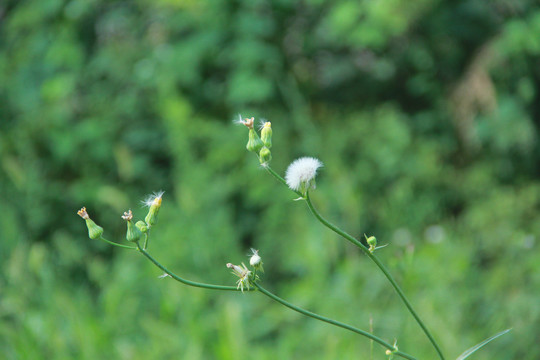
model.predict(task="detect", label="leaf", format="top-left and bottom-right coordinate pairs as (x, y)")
top-left (456, 328), bottom-right (512, 360)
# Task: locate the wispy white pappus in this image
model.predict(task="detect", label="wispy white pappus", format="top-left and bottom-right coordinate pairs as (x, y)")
top-left (285, 157), bottom-right (323, 193)
top-left (142, 191), bottom-right (165, 208)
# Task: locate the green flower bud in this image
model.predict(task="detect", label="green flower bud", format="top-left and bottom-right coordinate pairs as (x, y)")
top-left (260, 121), bottom-right (272, 149)
top-left (122, 210), bottom-right (142, 243)
top-left (77, 207), bottom-right (104, 240)
top-left (135, 220), bottom-right (148, 233)
top-left (366, 235), bottom-right (377, 248)
top-left (86, 219), bottom-right (104, 240)
top-left (126, 221), bottom-right (142, 243)
top-left (259, 146), bottom-right (271, 165)
top-left (246, 128), bottom-right (264, 153)
top-left (144, 191), bottom-right (164, 227)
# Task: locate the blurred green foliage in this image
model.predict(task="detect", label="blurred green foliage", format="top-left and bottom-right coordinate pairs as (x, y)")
top-left (1, 0), bottom-right (539, 359)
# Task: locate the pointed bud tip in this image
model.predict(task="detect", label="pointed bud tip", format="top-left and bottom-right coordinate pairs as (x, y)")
top-left (77, 207), bottom-right (89, 220)
top-left (122, 210), bottom-right (133, 221)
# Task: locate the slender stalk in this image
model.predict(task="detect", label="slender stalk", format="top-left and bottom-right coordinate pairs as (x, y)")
top-left (304, 193), bottom-right (445, 360)
top-left (99, 236), bottom-right (137, 249)
top-left (143, 232), bottom-right (149, 250)
top-left (264, 165), bottom-right (303, 197)
top-left (137, 239), bottom-right (415, 358)
top-left (264, 166), bottom-right (445, 360)
top-left (137, 244), bottom-right (251, 291)
top-left (254, 283), bottom-right (417, 360)
top-left (370, 316), bottom-right (374, 360)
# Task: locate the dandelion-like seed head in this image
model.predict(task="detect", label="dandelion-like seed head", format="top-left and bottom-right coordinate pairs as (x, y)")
top-left (226, 262), bottom-right (252, 292)
top-left (142, 191), bottom-right (165, 208)
top-left (285, 157), bottom-right (323, 194)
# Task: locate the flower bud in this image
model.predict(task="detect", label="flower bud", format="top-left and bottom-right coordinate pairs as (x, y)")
top-left (366, 235), bottom-right (377, 248)
top-left (236, 115), bottom-right (254, 129)
top-left (144, 191), bottom-right (164, 227)
top-left (260, 121), bottom-right (272, 149)
top-left (77, 207), bottom-right (104, 240)
top-left (122, 210), bottom-right (142, 243)
top-left (135, 220), bottom-right (148, 233)
top-left (86, 219), bottom-right (104, 240)
top-left (249, 248), bottom-right (264, 273)
top-left (259, 146), bottom-right (272, 165)
top-left (246, 128), bottom-right (264, 153)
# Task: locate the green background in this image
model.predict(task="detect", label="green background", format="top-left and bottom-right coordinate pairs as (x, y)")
top-left (1, 0), bottom-right (539, 359)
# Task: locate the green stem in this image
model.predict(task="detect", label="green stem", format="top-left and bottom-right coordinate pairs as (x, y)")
top-left (264, 165), bottom-right (303, 197)
top-left (264, 166), bottom-right (444, 360)
top-left (136, 244), bottom-right (252, 291)
top-left (143, 232), bottom-right (149, 250)
top-left (304, 193), bottom-right (445, 360)
top-left (254, 283), bottom-right (417, 360)
top-left (99, 236), bottom-right (137, 249)
top-left (138, 237), bottom-right (414, 358)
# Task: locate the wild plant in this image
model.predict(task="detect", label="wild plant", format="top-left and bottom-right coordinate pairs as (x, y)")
top-left (77, 116), bottom-right (509, 360)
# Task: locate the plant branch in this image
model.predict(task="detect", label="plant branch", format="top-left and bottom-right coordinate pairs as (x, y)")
top-left (99, 236), bottom-right (137, 249)
top-left (254, 283), bottom-right (417, 360)
top-left (304, 192), bottom-right (445, 360)
top-left (137, 244), bottom-right (251, 291)
top-left (263, 165), bottom-right (445, 360)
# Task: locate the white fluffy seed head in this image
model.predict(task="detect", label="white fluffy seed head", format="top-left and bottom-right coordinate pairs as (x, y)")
top-left (285, 157), bottom-right (323, 193)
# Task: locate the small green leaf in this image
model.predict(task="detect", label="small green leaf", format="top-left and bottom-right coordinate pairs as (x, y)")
top-left (456, 328), bottom-right (512, 360)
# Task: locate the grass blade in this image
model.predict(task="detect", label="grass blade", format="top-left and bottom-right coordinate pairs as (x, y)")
top-left (456, 329), bottom-right (512, 360)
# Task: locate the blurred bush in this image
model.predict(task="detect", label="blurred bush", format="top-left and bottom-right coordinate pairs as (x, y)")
top-left (0, 0), bottom-right (539, 359)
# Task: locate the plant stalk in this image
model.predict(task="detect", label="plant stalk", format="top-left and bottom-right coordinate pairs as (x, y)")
top-left (254, 283), bottom-right (417, 360)
top-left (137, 244), bottom-right (248, 291)
top-left (264, 166), bottom-right (445, 360)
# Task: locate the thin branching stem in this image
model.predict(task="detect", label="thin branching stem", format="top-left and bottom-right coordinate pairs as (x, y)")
top-left (254, 283), bottom-right (417, 360)
top-left (136, 239), bottom-right (415, 359)
top-left (264, 166), bottom-right (445, 360)
top-left (137, 244), bottom-right (250, 291)
top-left (264, 165), bottom-right (303, 197)
top-left (99, 236), bottom-right (137, 249)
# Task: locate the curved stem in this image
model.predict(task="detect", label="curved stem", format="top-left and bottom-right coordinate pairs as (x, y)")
top-left (99, 236), bottom-right (137, 249)
top-left (137, 244), bottom-right (252, 291)
top-left (254, 283), bottom-right (417, 360)
top-left (304, 193), bottom-right (445, 360)
top-left (263, 166), bottom-right (444, 360)
top-left (264, 165), bottom-right (303, 197)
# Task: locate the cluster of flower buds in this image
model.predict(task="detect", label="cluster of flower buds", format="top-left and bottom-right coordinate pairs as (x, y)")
top-left (121, 191), bottom-right (164, 244)
top-left (226, 248), bottom-right (264, 292)
top-left (237, 115), bottom-right (273, 166)
top-left (77, 191), bottom-right (164, 247)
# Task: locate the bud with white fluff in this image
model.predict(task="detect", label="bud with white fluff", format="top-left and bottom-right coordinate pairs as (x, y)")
top-left (249, 248), bottom-right (264, 273)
